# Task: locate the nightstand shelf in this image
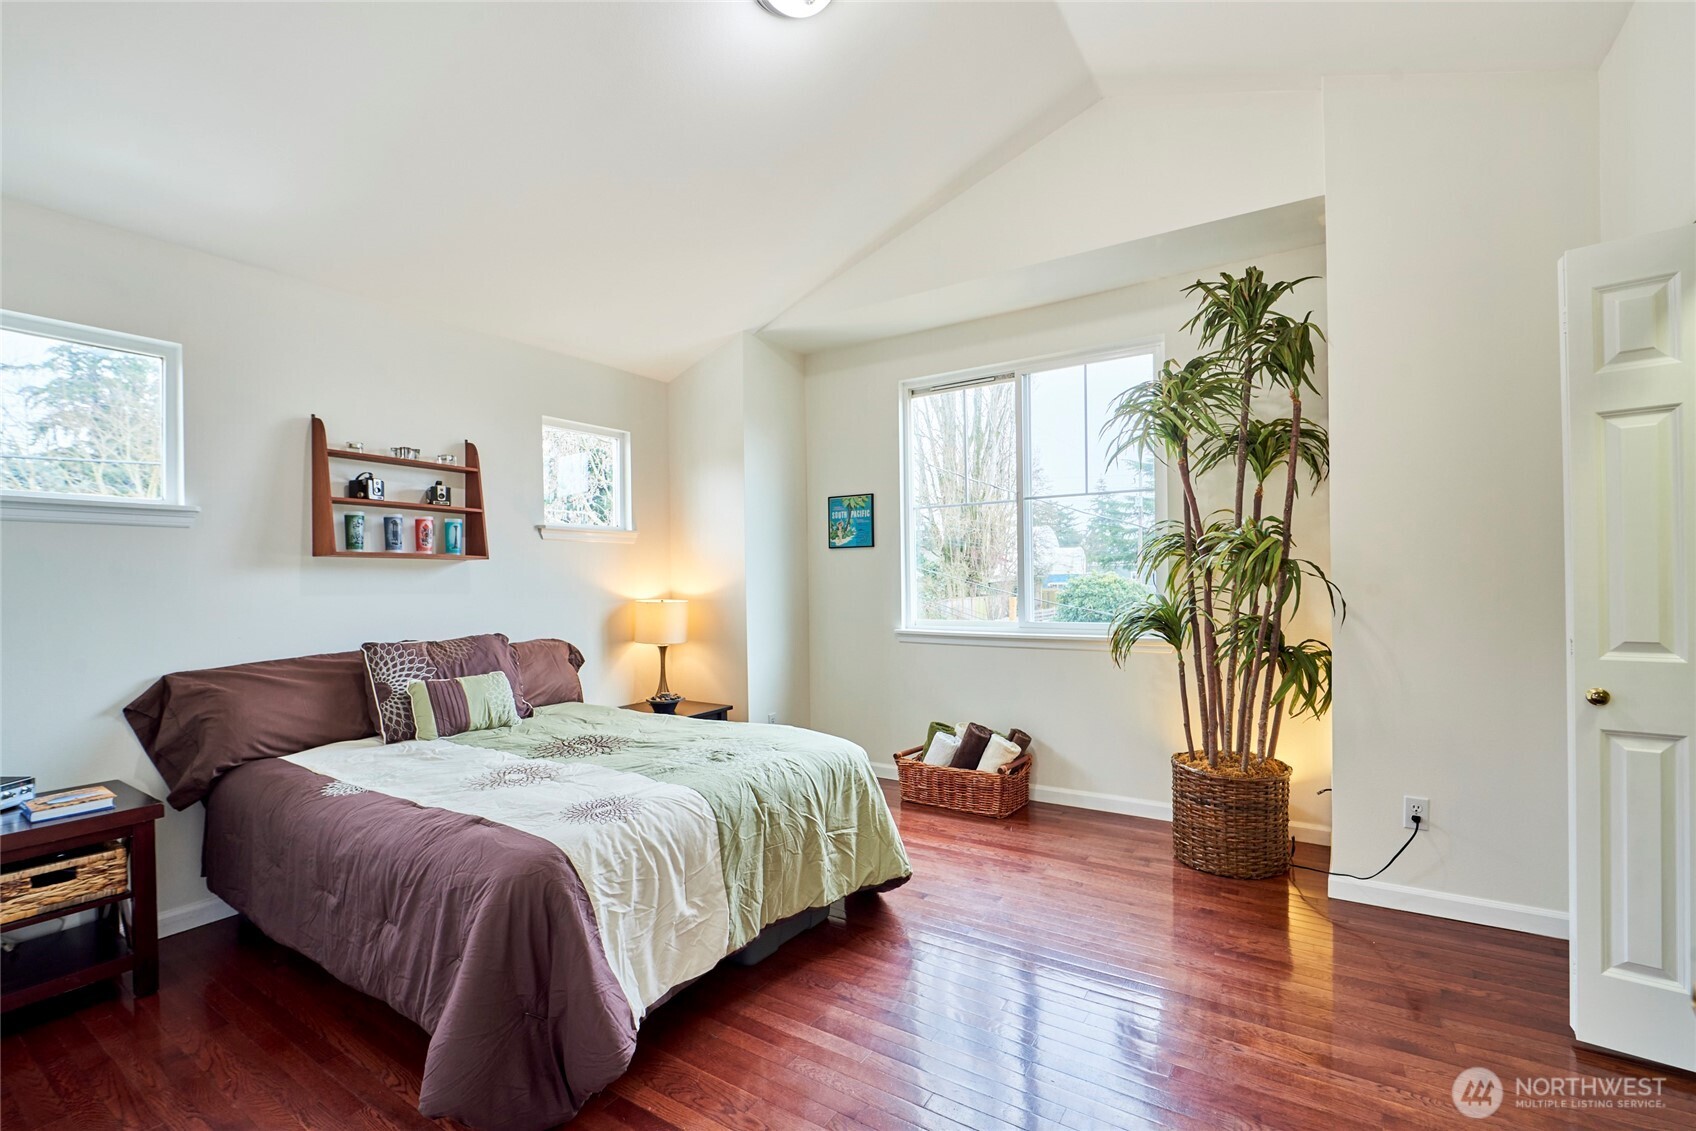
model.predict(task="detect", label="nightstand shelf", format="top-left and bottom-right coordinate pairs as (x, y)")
top-left (1, 780), bottom-right (163, 1013)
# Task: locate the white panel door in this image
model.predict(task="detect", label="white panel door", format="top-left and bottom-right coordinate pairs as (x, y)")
top-left (1562, 225), bottom-right (1696, 1070)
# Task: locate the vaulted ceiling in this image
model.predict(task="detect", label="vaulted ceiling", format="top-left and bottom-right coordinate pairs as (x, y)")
top-left (0, 2), bottom-right (1632, 379)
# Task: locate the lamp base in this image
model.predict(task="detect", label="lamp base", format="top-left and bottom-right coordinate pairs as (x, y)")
top-left (648, 644), bottom-right (683, 707)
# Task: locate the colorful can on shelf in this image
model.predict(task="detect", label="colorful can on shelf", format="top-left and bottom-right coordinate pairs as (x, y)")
top-left (444, 518), bottom-right (464, 555)
top-left (415, 517), bottom-right (436, 553)
top-left (344, 512), bottom-right (366, 551)
top-left (383, 515), bottom-right (403, 551)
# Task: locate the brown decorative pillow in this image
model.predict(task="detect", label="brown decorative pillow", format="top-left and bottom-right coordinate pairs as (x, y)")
top-left (125, 651), bottom-right (377, 810)
top-left (361, 633), bottom-right (533, 743)
top-left (512, 638), bottom-right (586, 707)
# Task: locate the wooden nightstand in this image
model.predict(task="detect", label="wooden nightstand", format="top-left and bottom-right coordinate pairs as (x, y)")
top-left (1, 780), bottom-right (163, 1012)
top-left (621, 700), bottom-right (733, 721)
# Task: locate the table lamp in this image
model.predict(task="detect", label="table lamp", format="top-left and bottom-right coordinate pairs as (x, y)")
top-left (633, 599), bottom-right (688, 712)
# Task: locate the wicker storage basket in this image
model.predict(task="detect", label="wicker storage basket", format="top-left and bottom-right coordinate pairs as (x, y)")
top-left (0, 841), bottom-right (129, 925)
top-left (895, 745), bottom-right (1032, 818)
top-left (1170, 754), bottom-right (1292, 879)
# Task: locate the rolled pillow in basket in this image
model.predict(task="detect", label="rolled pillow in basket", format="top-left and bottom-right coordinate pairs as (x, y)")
top-left (948, 722), bottom-right (993, 769)
top-left (976, 733), bottom-right (1023, 773)
top-left (921, 730), bottom-right (961, 766)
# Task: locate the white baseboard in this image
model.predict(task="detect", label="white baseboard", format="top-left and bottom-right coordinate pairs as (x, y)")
top-left (160, 894), bottom-right (236, 938)
top-left (1326, 875), bottom-right (1569, 940)
top-left (870, 761), bottom-right (1333, 846)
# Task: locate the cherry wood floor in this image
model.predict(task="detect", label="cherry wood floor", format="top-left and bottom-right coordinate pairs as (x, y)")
top-left (4, 783), bottom-right (1693, 1130)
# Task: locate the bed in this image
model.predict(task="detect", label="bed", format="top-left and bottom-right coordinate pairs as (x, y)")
top-left (126, 643), bottom-right (910, 1131)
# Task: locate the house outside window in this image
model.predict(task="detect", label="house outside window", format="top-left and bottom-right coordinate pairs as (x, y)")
top-left (901, 344), bottom-right (1162, 638)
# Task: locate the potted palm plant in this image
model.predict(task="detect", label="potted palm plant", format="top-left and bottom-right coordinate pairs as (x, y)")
top-left (1104, 269), bottom-right (1339, 879)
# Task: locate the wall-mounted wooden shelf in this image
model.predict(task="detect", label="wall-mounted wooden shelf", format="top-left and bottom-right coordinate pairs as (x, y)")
top-left (310, 415), bottom-right (489, 560)
top-left (334, 447), bottom-right (483, 475)
top-left (327, 496), bottom-right (482, 515)
top-left (319, 550), bottom-right (490, 561)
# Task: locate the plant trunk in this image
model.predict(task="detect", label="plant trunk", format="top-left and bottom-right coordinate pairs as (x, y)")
top-left (1234, 589), bottom-right (1264, 756)
top-left (1219, 360), bottom-right (1256, 758)
top-left (1232, 358), bottom-right (1255, 525)
top-left (1201, 564), bottom-right (1225, 754)
top-left (1268, 699), bottom-right (1285, 761)
top-left (1254, 390), bottom-right (1304, 765)
top-left (1176, 656), bottom-right (1195, 758)
top-left (1230, 482), bottom-right (1269, 757)
top-left (1175, 448), bottom-right (1215, 765)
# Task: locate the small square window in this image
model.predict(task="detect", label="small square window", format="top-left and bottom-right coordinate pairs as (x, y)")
top-left (538, 417), bottom-right (633, 541)
top-left (1, 310), bottom-right (195, 526)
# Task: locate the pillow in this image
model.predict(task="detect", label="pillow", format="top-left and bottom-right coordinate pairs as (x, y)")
top-left (921, 731), bottom-right (960, 766)
top-left (922, 721), bottom-right (956, 751)
top-left (949, 722), bottom-right (993, 769)
top-left (976, 733), bottom-right (1023, 773)
top-left (124, 650), bottom-right (377, 809)
top-left (408, 671), bottom-right (522, 740)
top-left (361, 633), bottom-right (532, 743)
top-left (512, 638), bottom-right (585, 707)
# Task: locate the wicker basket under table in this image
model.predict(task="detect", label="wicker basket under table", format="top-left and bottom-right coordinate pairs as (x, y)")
top-left (0, 841), bottom-right (130, 925)
top-left (894, 746), bottom-right (1032, 818)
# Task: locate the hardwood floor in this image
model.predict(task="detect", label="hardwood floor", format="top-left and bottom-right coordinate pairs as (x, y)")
top-left (4, 783), bottom-right (1691, 1130)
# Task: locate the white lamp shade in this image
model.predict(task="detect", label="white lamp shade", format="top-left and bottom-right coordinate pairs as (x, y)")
top-left (633, 599), bottom-right (688, 646)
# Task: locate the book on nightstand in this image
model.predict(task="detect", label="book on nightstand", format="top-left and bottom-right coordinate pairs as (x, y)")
top-left (21, 785), bottom-right (117, 822)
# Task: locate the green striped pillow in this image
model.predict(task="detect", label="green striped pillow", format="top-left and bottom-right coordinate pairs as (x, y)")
top-left (406, 671), bottom-right (521, 741)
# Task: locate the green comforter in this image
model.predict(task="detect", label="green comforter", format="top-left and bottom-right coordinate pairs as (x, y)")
top-left (453, 703), bottom-right (911, 949)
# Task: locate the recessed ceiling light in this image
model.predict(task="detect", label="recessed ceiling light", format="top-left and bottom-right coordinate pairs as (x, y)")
top-left (758, 0), bottom-right (831, 19)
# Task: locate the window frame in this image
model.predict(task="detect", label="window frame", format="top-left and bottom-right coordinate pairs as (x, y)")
top-left (536, 415), bottom-right (636, 543)
top-left (0, 310), bottom-right (195, 527)
top-left (898, 339), bottom-right (1166, 645)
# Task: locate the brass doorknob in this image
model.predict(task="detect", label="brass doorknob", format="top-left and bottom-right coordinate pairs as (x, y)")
top-left (1585, 688), bottom-right (1611, 706)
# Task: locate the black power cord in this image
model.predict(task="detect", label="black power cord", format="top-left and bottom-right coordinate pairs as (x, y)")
top-left (1292, 814), bottom-right (1422, 881)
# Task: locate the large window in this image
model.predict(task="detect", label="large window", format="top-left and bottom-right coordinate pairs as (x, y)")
top-left (0, 310), bottom-right (191, 525)
top-left (903, 346), bottom-right (1161, 635)
top-left (539, 417), bottom-right (633, 540)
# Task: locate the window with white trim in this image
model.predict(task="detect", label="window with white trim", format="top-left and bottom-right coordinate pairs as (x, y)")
top-left (1, 311), bottom-right (191, 524)
top-left (902, 345), bottom-right (1161, 635)
top-left (539, 417), bottom-right (633, 539)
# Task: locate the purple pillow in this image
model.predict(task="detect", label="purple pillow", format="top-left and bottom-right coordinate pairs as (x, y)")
top-left (512, 638), bottom-right (586, 706)
top-left (361, 633), bottom-right (533, 743)
top-left (125, 651), bottom-right (377, 809)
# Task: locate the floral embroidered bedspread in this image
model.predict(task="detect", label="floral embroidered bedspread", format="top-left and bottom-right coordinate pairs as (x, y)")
top-left (283, 703), bottom-right (912, 1019)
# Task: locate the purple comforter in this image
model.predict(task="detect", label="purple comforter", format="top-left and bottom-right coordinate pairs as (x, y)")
top-left (204, 756), bottom-right (633, 1129)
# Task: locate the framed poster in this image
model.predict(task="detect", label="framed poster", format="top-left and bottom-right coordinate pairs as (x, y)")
top-left (827, 493), bottom-right (874, 548)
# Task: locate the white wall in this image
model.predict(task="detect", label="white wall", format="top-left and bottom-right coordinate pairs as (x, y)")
top-left (802, 244), bottom-right (1333, 840)
top-left (742, 335), bottom-right (811, 727)
top-left (1598, 1), bottom-right (1696, 242)
top-left (769, 87), bottom-right (1324, 340)
top-left (1323, 71), bottom-right (1599, 935)
top-left (0, 200), bottom-right (673, 931)
top-left (666, 332), bottom-right (810, 724)
top-left (667, 337), bottom-right (751, 713)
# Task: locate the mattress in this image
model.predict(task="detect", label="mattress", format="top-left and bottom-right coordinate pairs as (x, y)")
top-left (201, 703), bottom-right (911, 1129)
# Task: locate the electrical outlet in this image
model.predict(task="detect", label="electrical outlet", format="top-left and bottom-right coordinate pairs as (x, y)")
top-left (766, 712), bottom-right (778, 724)
top-left (1403, 796), bottom-right (1431, 830)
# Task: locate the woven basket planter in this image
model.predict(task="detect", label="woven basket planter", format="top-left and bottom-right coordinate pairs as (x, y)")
top-left (0, 841), bottom-right (129, 924)
top-left (1170, 754), bottom-right (1292, 879)
top-left (894, 745), bottom-right (1031, 818)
